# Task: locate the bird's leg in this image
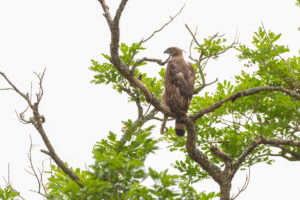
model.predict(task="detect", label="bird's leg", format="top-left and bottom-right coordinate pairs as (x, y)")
top-left (160, 114), bottom-right (169, 134)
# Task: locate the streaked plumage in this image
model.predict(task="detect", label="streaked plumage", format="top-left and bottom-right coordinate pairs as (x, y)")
top-left (162, 47), bottom-right (195, 136)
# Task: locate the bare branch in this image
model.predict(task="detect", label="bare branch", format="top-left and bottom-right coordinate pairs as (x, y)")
top-left (0, 70), bottom-right (83, 188)
top-left (0, 72), bottom-right (33, 108)
top-left (185, 24), bottom-right (201, 47)
top-left (139, 4), bottom-right (185, 44)
top-left (119, 85), bottom-right (143, 120)
top-left (231, 168), bottom-right (250, 200)
top-left (188, 26), bottom-right (199, 62)
top-left (194, 78), bottom-right (218, 94)
top-left (261, 22), bottom-right (297, 85)
top-left (191, 86), bottom-right (300, 121)
top-left (0, 87), bottom-right (13, 90)
top-left (26, 135), bottom-right (42, 195)
top-left (131, 56), bottom-right (170, 75)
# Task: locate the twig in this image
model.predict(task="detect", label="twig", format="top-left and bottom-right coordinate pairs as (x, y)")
top-left (26, 135), bottom-right (42, 195)
top-left (188, 26), bottom-right (198, 62)
top-left (0, 87), bottom-right (13, 90)
top-left (185, 24), bottom-right (201, 47)
top-left (231, 168), bottom-right (250, 200)
top-left (139, 4), bottom-right (185, 44)
top-left (119, 85), bottom-right (143, 120)
top-left (194, 78), bottom-right (218, 94)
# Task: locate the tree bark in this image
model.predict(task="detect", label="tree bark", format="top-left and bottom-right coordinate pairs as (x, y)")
top-left (220, 180), bottom-right (231, 200)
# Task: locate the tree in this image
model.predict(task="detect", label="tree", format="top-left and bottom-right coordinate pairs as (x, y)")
top-left (0, 0), bottom-right (300, 200)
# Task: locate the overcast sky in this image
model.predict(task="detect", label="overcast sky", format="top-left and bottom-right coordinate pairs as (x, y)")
top-left (0, 0), bottom-right (300, 199)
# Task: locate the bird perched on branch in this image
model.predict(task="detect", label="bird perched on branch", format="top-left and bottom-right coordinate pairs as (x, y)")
top-left (161, 47), bottom-right (195, 136)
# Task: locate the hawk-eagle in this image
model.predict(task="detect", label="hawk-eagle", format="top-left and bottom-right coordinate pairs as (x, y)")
top-left (162, 47), bottom-right (195, 136)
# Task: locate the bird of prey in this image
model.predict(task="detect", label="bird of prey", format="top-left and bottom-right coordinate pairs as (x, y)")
top-left (161, 47), bottom-right (195, 136)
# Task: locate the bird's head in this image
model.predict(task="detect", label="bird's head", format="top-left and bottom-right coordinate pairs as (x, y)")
top-left (164, 47), bottom-right (183, 57)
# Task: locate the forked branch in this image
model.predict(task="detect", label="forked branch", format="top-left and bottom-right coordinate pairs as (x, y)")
top-left (0, 70), bottom-right (83, 188)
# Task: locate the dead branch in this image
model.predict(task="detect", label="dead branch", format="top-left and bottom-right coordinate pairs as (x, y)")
top-left (188, 26), bottom-right (198, 62)
top-left (131, 57), bottom-right (170, 75)
top-left (139, 4), bottom-right (185, 44)
top-left (26, 136), bottom-right (42, 195)
top-left (25, 135), bottom-right (48, 197)
top-left (194, 78), bottom-right (218, 94)
top-left (0, 70), bottom-right (83, 188)
top-left (118, 85), bottom-right (143, 120)
top-left (185, 24), bottom-right (201, 47)
top-left (231, 168), bottom-right (250, 200)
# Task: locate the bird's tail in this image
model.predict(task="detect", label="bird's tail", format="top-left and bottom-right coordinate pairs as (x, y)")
top-left (175, 112), bottom-right (186, 137)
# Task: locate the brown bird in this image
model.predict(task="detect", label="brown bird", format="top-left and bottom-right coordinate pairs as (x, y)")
top-left (162, 47), bottom-right (195, 136)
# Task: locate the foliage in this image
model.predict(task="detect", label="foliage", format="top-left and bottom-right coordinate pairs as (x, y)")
top-left (3, 2), bottom-right (300, 198)
top-left (43, 24), bottom-right (300, 199)
top-left (45, 122), bottom-right (218, 199)
top-left (0, 186), bottom-right (21, 200)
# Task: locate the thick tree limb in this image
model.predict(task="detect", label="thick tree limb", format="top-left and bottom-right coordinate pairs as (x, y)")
top-left (191, 86), bottom-right (300, 121)
top-left (98, 1), bottom-right (172, 116)
top-left (185, 118), bottom-right (223, 183)
top-left (261, 137), bottom-right (300, 147)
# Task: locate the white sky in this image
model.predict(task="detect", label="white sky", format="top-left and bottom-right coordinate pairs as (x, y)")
top-left (0, 0), bottom-right (300, 199)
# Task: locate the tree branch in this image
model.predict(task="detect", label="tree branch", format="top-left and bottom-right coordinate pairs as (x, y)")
top-left (0, 70), bottom-right (83, 188)
top-left (120, 108), bottom-right (158, 144)
top-left (98, 1), bottom-right (173, 117)
top-left (194, 78), bottom-right (218, 94)
top-left (130, 56), bottom-right (170, 75)
top-left (139, 4), bottom-right (185, 44)
top-left (231, 138), bottom-right (262, 176)
top-left (261, 136), bottom-right (300, 147)
top-left (210, 145), bottom-right (233, 167)
top-left (185, 117), bottom-right (223, 183)
top-left (191, 86), bottom-right (300, 121)
top-left (231, 168), bottom-right (250, 200)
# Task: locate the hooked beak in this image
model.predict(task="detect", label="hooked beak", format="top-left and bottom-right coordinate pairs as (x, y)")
top-left (164, 49), bottom-right (170, 54)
